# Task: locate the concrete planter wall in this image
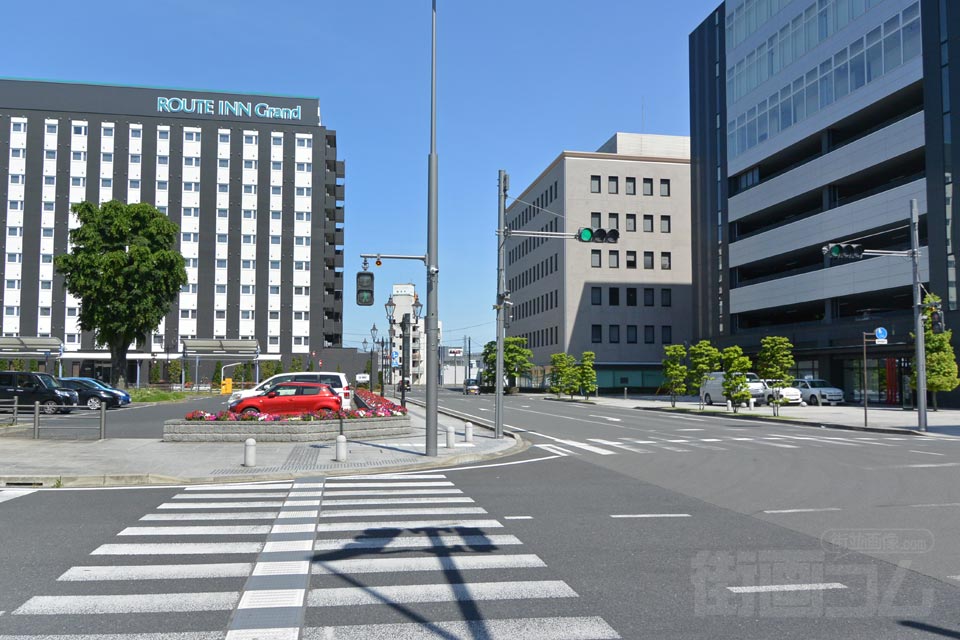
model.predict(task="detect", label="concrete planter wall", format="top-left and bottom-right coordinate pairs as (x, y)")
top-left (163, 416), bottom-right (411, 442)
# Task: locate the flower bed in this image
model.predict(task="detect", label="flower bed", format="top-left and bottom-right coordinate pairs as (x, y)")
top-left (353, 389), bottom-right (407, 414)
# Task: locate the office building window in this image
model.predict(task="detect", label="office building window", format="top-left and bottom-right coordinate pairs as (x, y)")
top-left (643, 214), bottom-right (654, 232)
top-left (591, 212), bottom-right (601, 227)
top-left (661, 288), bottom-right (672, 307)
top-left (625, 177), bottom-right (636, 195)
top-left (608, 176), bottom-right (618, 194)
top-left (608, 251), bottom-right (619, 268)
top-left (643, 178), bottom-right (653, 196)
top-left (609, 325), bottom-right (620, 343)
top-left (643, 252), bottom-right (654, 269)
top-left (608, 213), bottom-right (619, 229)
top-left (590, 175), bottom-right (601, 193)
top-left (644, 288), bottom-right (655, 306)
top-left (591, 287), bottom-right (601, 305)
top-left (662, 326), bottom-right (673, 344)
top-left (591, 325), bottom-right (602, 343)
top-left (661, 252), bottom-right (672, 270)
top-left (606, 287), bottom-right (619, 306)
top-left (626, 251), bottom-right (637, 269)
top-left (660, 179), bottom-right (671, 197)
top-left (626, 287), bottom-right (637, 307)
top-left (591, 250), bottom-right (601, 268)
top-left (661, 215), bottom-right (671, 233)
top-left (626, 214), bottom-right (636, 232)
top-left (627, 325), bottom-right (638, 344)
top-left (644, 325), bottom-right (655, 344)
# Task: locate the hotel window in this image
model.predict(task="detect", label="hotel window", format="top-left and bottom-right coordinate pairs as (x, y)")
top-left (295, 236), bottom-right (311, 246)
top-left (67, 307), bottom-right (78, 317)
top-left (72, 151), bottom-right (87, 161)
top-left (9, 175), bottom-right (24, 185)
top-left (270, 235), bottom-right (281, 245)
top-left (215, 310), bottom-right (226, 319)
top-left (296, 162), bottom-right (312, 172)
top-left (294, 261), bottom-right (310, 271)
top-left (591, 250), bottom-right (601, 268)
top-left (183, 207), bottom-right (199, 218)
top-left (216, 284), bottom-right (227, 294)
top-left (41, 253), bottom-right (53, 263)
top-left (157, 206), bottom-right (167, 214)
top-left (591, 212), bottom-right (602, 228)
top-left (128, 154), bottom-right (140, 164)
top-left (241, 259), bottom-right (255, 269)
top-left (72, 125), bottom-right (87, 135)
top-left (296, 138), bottom-right (312, 148)
top-left (294, 286), bottom-right (310, 295)
top-left (626, 325), bottom-right (638, 344)
top-left (157, 181), bottom-right (168, 191)
top-left (271, 186), bottom-right (281, 195)
top-left (11, 122), bottom-right (25, 132)
top-left (661, 288), bottom-right (672, 307)
top-left (218, 184), bottom-right (229, 193)
top-left (244, 135), bottom-right (257, 145)
top-left (591, 287), bottom-right (602, 305)
top-left (240, 310), bottom-right (255, 320)
top-left (46, 124), bottom-right (57, 134)
top-left (295, 187), bottom-right (312, 196)
top-left (591, 325), bottom-right (602, 343)
top-left (16, 149), bottom-right (29, 158)
top-left (184, 157), bottom-right (199, 167)
top-left (216, 234), bottom-right (228, 244)
top-left (643, 215), bottom-right (654, 232)
top-left (643, 178), bottom-right (653, 196)
top-left (131, 128), bottom-right (143, 138)
top-left (218, 159), bottom-right (229, 168)
top-left (180, 309), bottom-right (197, 319)
top-left (241, 285), bottom-right (255, 295)
top-left (608, 250), bottom-right (619, 268)
top-left (625, 177), bottom-right (636, 195)
top-left (216, 259), bottom-right (227, 269)
top-left (626, 251), bottom-right (637, 269)
top-left (295, 211), bottom-right (311, 221)
top-left (185, 182), bottom-right (201, 192)
top-left (644, 288), bottom-right (655, 306)
top-left (101, 178), bottom-right (112, 188)
top-left (180, 283), bottom-right (198, 293)
top-left (8, 227), bottom-right (21, 237)
top-left (71, 177), bottom-right (85, 187)
top-left (608, 176), bottom-right (618, 194)
top-left (5, 280), bottom-right (19, 289)
top-left (184, 131), bottom-right (200, 142)
top-left (661, 252), bottom-right (672, 270)
top-left (269, 336), bottom-right (280, 345)
top-left (102, 126), bottom-right (113, 137)
top-left (243, 209), bottom-right (256, 219)
top-left (608, 213), bottom-right (619, 229)
top-left (270, 260), bottom-right (281, 270)
top-left (185, 258), bottom-right (198, 267)
top-left (219, 133), bottom-right (230, 143)
top-left (271, 286), bottom-right (281, 295)
top-left (244, 160), bottom-right (258, 169)
top-left (243, 185), bottom-right (257, 194)
top-left (5, 307), bottom-right (19, 317)
top-left (66, 334), bottom-right (78, 344)
top-left (271, 161), bottom-right (282, 171)
top-left (626, 287), bottom-right (637, 307)
top-left (590, 175), bottom-right (601, 193)
top-left (43, 201), bottom-right (54, 210)
top-left (158, 156), bottom-right (169, 165)
top-left (217, 208), bottom-right (228, 218)
top-left (643, 252), bottom-right (654, 269)
top-left (294, 311), bottom-right (310, 321)
top-left (660, 179), bottom-right (671, 197)
top-left (102, 152), bottom-right (114, 163)
top-left (129, 180), bottom-right (140, 189)
top-left (242, 234), bottom-right (256, 244)
top-left (271, 210), bottom-right (282, 220)
top-left (181, 232), bottom-right (199, 242)
top-left (273, 136), bottom-right (283, 146)
top-left (40, 280), bottom-right (52, 290)
top-left (8, 201), bottom-right (23, 210)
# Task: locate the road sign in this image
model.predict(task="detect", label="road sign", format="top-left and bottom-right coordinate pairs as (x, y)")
top-left (875, 327), bottom-right (888, 340)
top-left (392, 350), bottom-right (399, 358)
top-left (448, 348), bottom-right (463, 357)
top-left (875, 338), bottom-right (888, 345)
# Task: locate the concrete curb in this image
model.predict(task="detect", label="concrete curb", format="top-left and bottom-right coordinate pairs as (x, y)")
top-left (638, 406), bottom-right (942, 436)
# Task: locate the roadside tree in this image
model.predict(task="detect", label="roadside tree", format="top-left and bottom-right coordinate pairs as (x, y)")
top-left (55, 201), bottom-right (186, 387)
top-left (577, 351), bottom-right (598, 399)
top-left (911, 293), bottom-right (960, 409)
top-left (687, 340), bottom-right (721, 410)
top-left (481, 337), bottom-right (533, 390)
top-left (756, 336), bottom-right (795, 416)
top-left (549, 353), bottom-right (577, 398)
top-left (167, 359), bottom-right (182, 385)
top-left (290, 356), bottom-right (304, 373)
top-left (662, 344), bottom-right (688, 408)
top-left (212, 360), bottom-right (223, 385)
top-left (721, 345), bottom-right (752, 412)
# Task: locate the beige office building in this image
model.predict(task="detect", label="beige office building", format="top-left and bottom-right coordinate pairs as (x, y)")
top-left (504, 133), bottom-right (691, 390)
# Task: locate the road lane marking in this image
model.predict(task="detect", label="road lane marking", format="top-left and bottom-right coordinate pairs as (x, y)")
top-left (899, 463), bottom-right (960, 469)
top-left (158, 501), bottom-right (286, 509)
top-left (588, 415), bottom-right (622, 422)
top-left (908, 502), bottom-right (960, 508)
top-left (322, 489), bottom-right (463, 496)
top-left (610, 514), bottom-right (691, 519)
top-left (677, 428), bottom-right (704, 431)
top-left (727, 583), bottom-right (846, 593)
top-left (762, 508), bottom-right (842, 514)
top-left (14, 592), bottom-right (240, 614)
top-left (535, 444), bottom-right (575, 456)
top-left (184, 484), bottom-right (293, 491)
top-left (699, 438), bottom-right (723, 442)
top-left (119, 525), bottom-right (271, 536)
top-left (173, 492), bottom-right (295, 499)
top-left (238, 589), bottom-right (305, 609)
top-left (59, 563), bottom-right (252, 581)
top-left (443, 454), bottom-right (566, 471)
top-left (504, 516), bottom-right (533, 520)
top-left (586, 438), bottom-right (649, 453)
top-left (319, 507), bottom-right (487, 518)
top-left (321, 482), bottom-right (454, 488)
top-left (753, 440), bottom-right (799, 449)
top-left (909, 450), bottom-right (946, 456)
top-left (315, 519), bottom-right (503, 533)
top-left (338, 474), bottom-right (446, 479)
top-left (0, 489), bottom-right (38, 504)
top-left (307, 580), bottom-right (577, 607)
top-left (321, 497), bottom-right (474, 506)
top-left (314, 534), bottom-right (523, 551)
top-left (312, 554), bottom-right (547, 575)
top-left (92, 542), bottom-right (263, 555)
top-left (303, 617), bottom-right (621, 640)
top-left (141, 512), bottom-right (282, 521)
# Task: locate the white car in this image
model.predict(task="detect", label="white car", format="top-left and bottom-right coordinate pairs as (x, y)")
top-left (229, 372), bottom-right (352, 406)
top-left (795, 379), bottom-right (845, 405)
top-left (701, 371), bottom-right (766, 405)
top-left (762, 380), bottom-right (803, 405)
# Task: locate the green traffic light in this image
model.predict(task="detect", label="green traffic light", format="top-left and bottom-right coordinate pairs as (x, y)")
top-left (830, 244), bottom-right (842, 258)
top-left (578, 228), bottom-right (594, 242)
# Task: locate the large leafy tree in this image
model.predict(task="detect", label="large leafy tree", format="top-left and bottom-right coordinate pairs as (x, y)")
top-left (662, 344), bottom-right (688, 408)
top-left (481, 337), bottom-right (533, 388)
top-left (687, 340), bottom-right (720, 410)
top-left (55, 201), bottom-right (186, 387)
top-left (721, 345), bottom-right (752, 412)
top-left (549, 353), bottom-right (577, 398)
top-left (911, 293), bottom-right (960, 409)
top-left (577, 351), bottom-right (598, 399)
top-left (756, 336), bottom-right (795, 416)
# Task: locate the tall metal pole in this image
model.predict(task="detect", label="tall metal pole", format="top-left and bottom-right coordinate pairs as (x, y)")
top-left (495, 170), bottom-right (507, 439)
top-left (402, 313), bottom-right (411, 409)
top-left (424, 0), bottom-right (440, 456)
top-left (911, 199), bottom-right (928, 431)
top-left (863, 332), bottom-right (869, 427)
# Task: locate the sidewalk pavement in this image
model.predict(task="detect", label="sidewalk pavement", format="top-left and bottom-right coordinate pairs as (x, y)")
top-left (580, 394), bottom-right (960, 436)
top-left (0, 405), bottom-right (523, 488)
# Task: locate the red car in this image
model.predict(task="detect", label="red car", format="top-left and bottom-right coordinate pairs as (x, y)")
top-left (228, 382), bottom-right (341, 416)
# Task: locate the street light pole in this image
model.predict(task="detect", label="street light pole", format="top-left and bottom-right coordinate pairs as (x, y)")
top-left (494, 169), bottom-right (509, 439)
top-left (424, 0), bottom-right (440, 457)
top-left (911, 199), bottom-right (928, 431)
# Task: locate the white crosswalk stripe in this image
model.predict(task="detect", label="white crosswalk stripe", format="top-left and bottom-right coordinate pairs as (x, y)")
top-left (8, 474), bottom-right (622, 638)
top-left (0, 488), bottom-right (37, 504)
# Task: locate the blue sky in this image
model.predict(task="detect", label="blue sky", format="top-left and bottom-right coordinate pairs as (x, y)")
top-left (4, 0), bottom-right (720, 352)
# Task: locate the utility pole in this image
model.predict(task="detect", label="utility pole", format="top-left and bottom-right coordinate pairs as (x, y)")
top-left (495, 170), bottom-right (508, 439)
top-left (401, 313), bottom-right (411, 409)
top-left (911, 199), bottom-right (928, 431)
top-left (424, 0), bottom-right (440, 457)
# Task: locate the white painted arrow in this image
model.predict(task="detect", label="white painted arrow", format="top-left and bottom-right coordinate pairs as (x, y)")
top-left (588, 415), bottom-right (621, 422)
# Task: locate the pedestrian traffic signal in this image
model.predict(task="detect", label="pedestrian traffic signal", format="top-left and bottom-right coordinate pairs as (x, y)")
top-left (931, 308), bottom-right (945, 334)
top-left (576, 228), bottom-right (620, 243)
top-left (822, 242), bottom-right (863, 259)
top-left (356, 271), bottom-right (374, 306)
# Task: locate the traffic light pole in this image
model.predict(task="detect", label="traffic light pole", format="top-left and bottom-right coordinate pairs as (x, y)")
top-left (911, 199), bottom-right (928, 431)
top-left (495, 170), bottom-right (508, 439)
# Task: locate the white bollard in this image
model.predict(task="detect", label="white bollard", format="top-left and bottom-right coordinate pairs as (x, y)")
top-left (446, 424), bottom-right (456, 449)
top-left (726, 400), bottom-right (733, 411)
top-left (243, 438), bottom-right (256, 467)
top-left (335, 435), bottom-right (347, 462)
top-left (464, 422), bottom-right (474, 443)
top-left (749, 398), bottom-right (756, 410)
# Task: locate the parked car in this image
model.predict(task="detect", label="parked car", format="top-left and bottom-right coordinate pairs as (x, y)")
top-left (229, 372), bottom-right (352, 406)
top-left (761, 380), bottom-right (803, 405)
top-left (795, 379), bottom-right (845, 405)
top-left (57, 378), bottom-right (124, 410)
top-left (0, 371), bottom-right (78, 414)
top-left (701, 371), bottom-right (766, 405)
top-left (228, 382), bottom-right (341, 416)
top-left (61, 377), bottom-right (131, 407)
top-left (464, 378), bottom-right (480, 395)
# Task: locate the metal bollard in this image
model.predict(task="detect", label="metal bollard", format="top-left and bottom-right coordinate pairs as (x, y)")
top-left (464, 421), bottom-right (474, 443)
top-left (624, 387), bottom-right (627, 400)
top-left (12, 396), bottom-right (17, 423)
top-left (446, 424), bottom-right (456, 449)
top-left (335, 435), bottom-right (347, 462)
top-left (243, 438), bottom-right (256, 467)
top-left (33, 401), bottom-right (40, 439)
top-left (99, 402), bottom-right (107, 439)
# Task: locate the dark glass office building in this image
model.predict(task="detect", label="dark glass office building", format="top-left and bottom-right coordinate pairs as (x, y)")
top-left (0, 79), bottom-right (345, 378)
top-left (690, 0), bottom-right (960, 405)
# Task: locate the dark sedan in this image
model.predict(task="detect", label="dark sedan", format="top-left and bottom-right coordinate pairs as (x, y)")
top-left (57, 378), bottom-right (123, 410)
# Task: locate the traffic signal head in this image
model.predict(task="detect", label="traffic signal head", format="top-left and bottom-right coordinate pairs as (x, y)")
top-left (823, 242), bottom-right (863, 259)
top-left (576, 228), bottom-right (619, 243)
top-left (356, 271), bottom-right (374, 306)
top-left (931, 309), bottom-right (945, 334)
top-left (577, 228), bottom-right (594, 242)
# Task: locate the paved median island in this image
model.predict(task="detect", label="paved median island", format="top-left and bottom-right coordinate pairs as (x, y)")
top-left (163, 415), bottom-right (412, 442)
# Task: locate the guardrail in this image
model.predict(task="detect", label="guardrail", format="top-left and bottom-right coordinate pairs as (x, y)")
top-left (0, 397), bottom-right (21, 424)
top-left (30, 401), bottom-right (106, 440)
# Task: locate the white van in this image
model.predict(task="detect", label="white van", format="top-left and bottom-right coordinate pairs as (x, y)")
top-left (701, 371), bottom-right (766, 406)
top-left (229, 372), bottom-right (351, 406)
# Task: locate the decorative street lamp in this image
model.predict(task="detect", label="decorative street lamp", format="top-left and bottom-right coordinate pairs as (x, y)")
top-left (385, 296), bottom-right (396, 386)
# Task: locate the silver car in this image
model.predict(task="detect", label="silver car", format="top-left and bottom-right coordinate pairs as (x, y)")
top-left (795, 379), bottom-right (845, 405)
top-left (761, 380), bottom-right (802, 405)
